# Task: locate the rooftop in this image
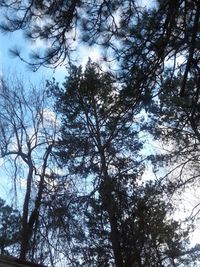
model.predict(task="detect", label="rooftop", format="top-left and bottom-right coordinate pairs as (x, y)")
top-left (0, 255), bottom-right (47, 267)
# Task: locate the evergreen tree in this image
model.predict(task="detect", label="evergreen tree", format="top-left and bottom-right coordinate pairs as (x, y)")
top-left (48, 60), bottom-right (194, 266)
top-left (0, 198), bottom-right (21, 255)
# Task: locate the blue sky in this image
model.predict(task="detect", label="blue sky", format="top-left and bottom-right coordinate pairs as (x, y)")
top-left (0, 28), bottom-right (103, 84)
top-left (0, 29), bottom-right (80, 87)
top-left (0, 31), bottom-right (43, 79)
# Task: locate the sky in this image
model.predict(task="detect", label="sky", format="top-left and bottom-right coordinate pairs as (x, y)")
top-left (0, 31), bottom-right (44, 80)
top-left (0, 28), bottom-right (103, 87)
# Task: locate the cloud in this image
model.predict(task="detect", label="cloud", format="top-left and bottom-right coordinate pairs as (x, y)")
top-left (30, 38), bottom-right (49, 50)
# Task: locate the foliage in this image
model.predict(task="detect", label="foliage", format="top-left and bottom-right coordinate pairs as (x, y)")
top-left (0, 198), bottom-right (21, 255)
top-left (46, 61), bottom-right (195, 266)
top-left (1, 0), bottom-right (199, 87)
top-left (0, 0), bottom-right (125, 69)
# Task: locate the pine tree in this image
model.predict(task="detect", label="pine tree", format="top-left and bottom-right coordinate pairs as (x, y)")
top-left (48, 60), bottom-right (194, 266)
top-left (0, 198), bottom-right (21, 255)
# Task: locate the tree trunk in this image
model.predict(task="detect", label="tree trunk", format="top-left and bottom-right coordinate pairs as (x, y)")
top-left (102, 188), bottom-right (124, 267)
top-left (99, 150), bottom-right (124, 267)
top-left (89, 94), bottom-right (124, 266)
top-left (20, 145), bottom-right (52, 260)
top-left (20, 162), bottom-right (34, 260)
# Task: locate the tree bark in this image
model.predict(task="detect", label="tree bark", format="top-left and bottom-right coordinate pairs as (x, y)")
top-left (20, 145), bottom-right (52, 260)
top-left (20, 160), bottom-right (34, 260)
top-left (99, 149), bottom-right (124, 267)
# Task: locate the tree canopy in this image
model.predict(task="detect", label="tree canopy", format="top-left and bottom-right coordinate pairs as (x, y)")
top-left (1, 0), bottom-right (200, 266)
top-left (0, 198), bottom-right (21, 256)
top-left (45, 60), bottom-right (198, 266)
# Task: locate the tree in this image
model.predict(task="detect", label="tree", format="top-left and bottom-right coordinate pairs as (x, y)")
top-left (0, 76), bottom-right (58, 264)
top-left (0, 198), bottom-right (21, 255)
top-left (0, 0), bottom-right (125, 69)
top-left (123, 0), bottom-right (200, 238)
top-left (115, 0), bottom-right (200, 222)
top-left (48, 60), bottom-right (194, 266)
top-left (145, 68), bottom-right (200, 215)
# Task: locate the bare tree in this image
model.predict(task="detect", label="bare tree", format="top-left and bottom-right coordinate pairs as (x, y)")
top-left (0, 76), bottom-right (58, 263)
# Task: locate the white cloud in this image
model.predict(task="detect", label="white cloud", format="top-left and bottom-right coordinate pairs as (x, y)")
top-left (76, 45), bottom-right (100, 65)
top-left (30, 38), bottom-right (49, 50)
top-left (138, 0), bottom-right (158, 9)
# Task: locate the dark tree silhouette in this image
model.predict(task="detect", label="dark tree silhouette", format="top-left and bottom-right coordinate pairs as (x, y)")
top-left (0, 198), bottom-right (21, 255)
top-left (0, 77), bottom-right (58, 263)
top-left (47, 60), bottom-right (195, 266)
